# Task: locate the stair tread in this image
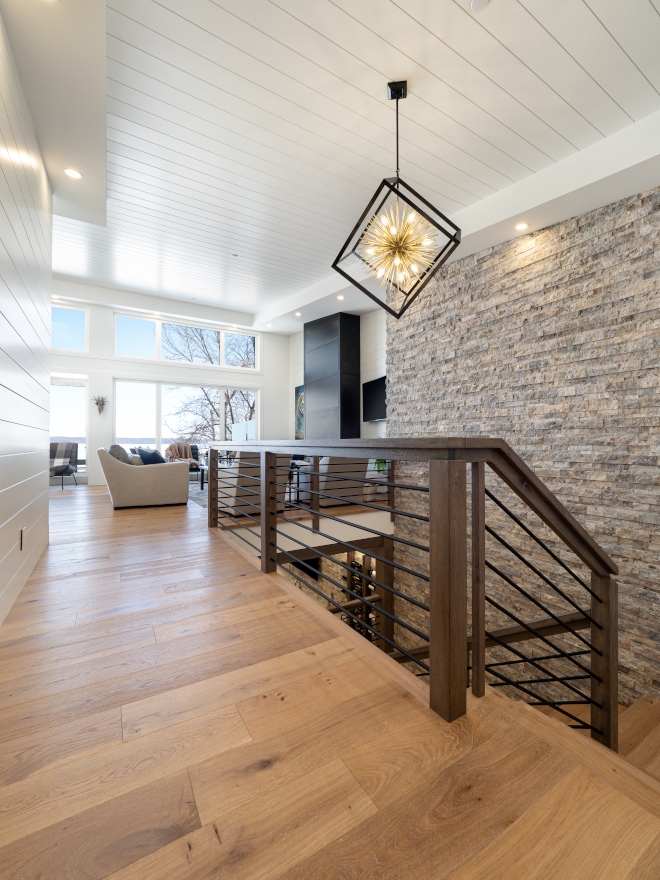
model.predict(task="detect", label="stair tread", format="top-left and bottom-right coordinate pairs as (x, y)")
top-left (619, 696), bottom-right (660, 758)
top-left (483, 687), bottom-right (660, 820)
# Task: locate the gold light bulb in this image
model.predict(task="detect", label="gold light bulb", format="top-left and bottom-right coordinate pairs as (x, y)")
top-left (357, 201), bottom-right (437, 294)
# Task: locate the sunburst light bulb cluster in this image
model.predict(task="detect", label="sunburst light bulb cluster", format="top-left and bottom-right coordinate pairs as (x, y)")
top-left (357, 201), bottom-right (437, 292)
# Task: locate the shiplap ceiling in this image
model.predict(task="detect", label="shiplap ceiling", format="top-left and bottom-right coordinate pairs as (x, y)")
top-left (52, 0), bottom-right (660, 313)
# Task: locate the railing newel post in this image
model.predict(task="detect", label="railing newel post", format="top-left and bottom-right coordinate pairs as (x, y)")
top-left (590, 573), bottom-right (618, 751)
top-left (260, 450), bottom-right (276, 573)
top-left (471, 461), bottom-right (486, 698)
top-left (429, 457), bottom-right (468, 722)
top-left (208, 448), bottom-right (219, 530)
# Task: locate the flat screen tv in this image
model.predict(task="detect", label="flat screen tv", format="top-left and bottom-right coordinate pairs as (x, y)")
top-left (363, 376), bottom-right (386, 422)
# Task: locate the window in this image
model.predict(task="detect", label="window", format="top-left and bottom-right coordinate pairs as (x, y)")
top-left (52, 306), bottom-right (86, 351)
top-left (161, 323), bottom-right (222, 365)
top-left (225, 389), bottom-right (256, 440)
top-left (50, 381), bottom-right (87, 468)
top-left (114, 314), bottom-right (256, 369)
top-left (115, 381), bottom-right (157, 455)
top-left (224, 333), bottom-right (256, 369)
top-left (162, 385), bottom-right (223, 451)
top-left (115, 316), bottom-right (156, 359)
top-left (115, 380), bottom-right (257, 453)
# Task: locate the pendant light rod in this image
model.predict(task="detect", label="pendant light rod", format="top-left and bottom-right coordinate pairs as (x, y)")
top-left (387, 80), bottom-right (407, 180)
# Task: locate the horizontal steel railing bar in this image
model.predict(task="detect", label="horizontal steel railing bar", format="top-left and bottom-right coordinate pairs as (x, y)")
top-left (484, 626), bottom-right (601, 706)
top-left (485, 488), bottom-right (596, 598)
top-left (215, 507), bottom-right (261, 552)
top-left (270, 556), bottom-right (430, 672)
top-left (485, 524), bottom-right (601, 628)
top-left (270, 479), bottom-right (429, 522)
top-left (485, 649), bottom-right (590, 668)
top-left (527, 700), bottom-right (592, 706)
top-left (485, 665), bottom-right (600, 732)
top-left (485, 594), bottom-right (599, 681)
top-left (267, 493), bottom-right (430, 552)
top-left (486, 560), bottom-right (599, 654)
top-left (273, 540), bottom-right (430, 642)
top-left (489, 675), bottom-right (591, 686)
top-left (215, 479), bottom-right (261, 496)
top-left (215, 487), bottom-right (261, 508)
top-left (217, 500), bottom-right (262, 525)
top-left (274, 510), bottom-right (431, 590)
top-left (273, 528), bottom-right (429, 618)
top-left (272, 464), bottom-right (430, 494)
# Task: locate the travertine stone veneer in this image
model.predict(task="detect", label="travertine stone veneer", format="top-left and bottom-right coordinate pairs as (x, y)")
top-left (386, 186), bottom-right (660, 705)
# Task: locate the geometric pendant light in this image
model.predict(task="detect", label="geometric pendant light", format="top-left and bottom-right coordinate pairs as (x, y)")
top-left (332, 81), bottom-right (462, 319)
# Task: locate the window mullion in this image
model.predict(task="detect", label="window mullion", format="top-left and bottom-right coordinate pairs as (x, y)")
top-left (156, 382), bottom-right (163, 451)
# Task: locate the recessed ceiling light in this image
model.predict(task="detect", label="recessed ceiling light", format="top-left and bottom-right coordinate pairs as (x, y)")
top-left (64, 168), bottom-right (82, 179)
top-left (295, 312), bottom-right (301, 317)
top-left (516, 223), bottom-right (529, 231)
top-left (337, 295), bottom-right (345, 300)
top-left (267, 323), bottom-right (271, 327)
top-left (471, 0), bottom-right (489, 11)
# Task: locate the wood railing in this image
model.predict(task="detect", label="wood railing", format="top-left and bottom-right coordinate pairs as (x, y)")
top-left (207, 438), bottom-right (619, 751)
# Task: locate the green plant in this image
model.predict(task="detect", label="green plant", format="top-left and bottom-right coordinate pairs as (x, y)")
top-left (374, 459), bottom-right (386, 473)
top-left (93, 395), bottom-right (108, 414)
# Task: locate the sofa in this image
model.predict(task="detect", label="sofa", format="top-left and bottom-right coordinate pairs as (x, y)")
top-left (98, 448), bottom-right (189, 509)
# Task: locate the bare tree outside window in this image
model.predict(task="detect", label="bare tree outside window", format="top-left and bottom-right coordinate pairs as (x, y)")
top-left (224, 389), bottom-right (256, 440)
top-left (160, 324), bottom-right (256, 445)
top-left (224, 332), bottom-right (256, 368)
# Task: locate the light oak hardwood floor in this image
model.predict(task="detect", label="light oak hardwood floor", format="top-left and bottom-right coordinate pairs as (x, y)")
top-left (1, 485), bottom-right (660, 879)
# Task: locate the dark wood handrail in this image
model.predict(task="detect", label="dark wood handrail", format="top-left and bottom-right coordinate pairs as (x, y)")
top-left (209, 437), bottom-right (617, 577)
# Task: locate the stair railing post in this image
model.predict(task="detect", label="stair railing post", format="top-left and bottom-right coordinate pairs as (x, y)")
top-left (260, 451), bottom-right (276, 573)
top-left (429, 458), bottom-right (468, 722)
top-left (207, 448), bottom-right (219, 529)
top-left (471, 461), bottom-right (486, 698)
top-left (311, 455), bottom-right (320, 531)
top-left (591, 573), bottom-right (618, 751)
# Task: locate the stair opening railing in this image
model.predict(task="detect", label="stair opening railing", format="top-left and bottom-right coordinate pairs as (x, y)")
top-left (207, 439), bottom-right (619, 751)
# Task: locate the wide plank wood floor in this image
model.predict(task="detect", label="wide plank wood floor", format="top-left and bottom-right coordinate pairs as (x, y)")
top-left (1, 485), bottom-right (660, 878)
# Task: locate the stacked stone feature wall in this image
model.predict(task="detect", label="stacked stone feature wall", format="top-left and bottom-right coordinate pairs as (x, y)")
top-left (386, 186), bottom-right (660, 707)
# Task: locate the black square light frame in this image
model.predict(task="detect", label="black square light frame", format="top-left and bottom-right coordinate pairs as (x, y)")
top-left (331, 176), bottom-right (461, 319)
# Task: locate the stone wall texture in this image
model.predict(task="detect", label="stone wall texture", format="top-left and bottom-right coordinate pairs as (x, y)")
top-left (386, 185), bottom-right (660, 707)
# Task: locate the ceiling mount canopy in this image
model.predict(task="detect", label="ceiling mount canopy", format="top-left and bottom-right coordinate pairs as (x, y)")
top-left (332, 81), bottom-right (461, 320)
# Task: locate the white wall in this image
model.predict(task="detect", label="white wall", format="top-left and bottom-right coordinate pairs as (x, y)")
top-left (360, 310), bottom-right (387, 439)
top-left (51, 280), bottom-right (290, 485)
top-left (288, 332), bottom-right (303, 438)
top-left (287, 309), bottom-right (387, 440)
top-left (0, 10), bottom-right (52, 625)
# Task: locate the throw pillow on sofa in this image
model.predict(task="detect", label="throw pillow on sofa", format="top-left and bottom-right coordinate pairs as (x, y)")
top-left (138, 448), bottom-right (167, 465)
top-left (129, 454), bottom-right (144, 466)
top-left (108, 444), bottom-right (131, 464)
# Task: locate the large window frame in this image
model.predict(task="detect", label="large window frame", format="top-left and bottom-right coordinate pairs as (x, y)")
top-left (112, 377), bottom-right (260, 450)
top-left (51, 302), bottom-right (89, 353)
top-left (113, 313), bottom-right (259, 373)
top-left (50, 373), bottom-right (89, 471)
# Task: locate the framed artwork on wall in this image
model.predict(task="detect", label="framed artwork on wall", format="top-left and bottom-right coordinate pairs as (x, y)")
top-left (294, 385), bottom-right (304, 439)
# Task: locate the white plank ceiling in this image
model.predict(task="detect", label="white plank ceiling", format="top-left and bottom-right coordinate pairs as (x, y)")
top-left (52, 0), bottom-right (660, 313)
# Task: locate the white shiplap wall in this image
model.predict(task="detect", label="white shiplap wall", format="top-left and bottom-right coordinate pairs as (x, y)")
top-left (288, 310), bottom-right (387, 439)
top-left (0, 10), bottom-right (51, 626)
top-left (360, 310), bottom-right (387, 439)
